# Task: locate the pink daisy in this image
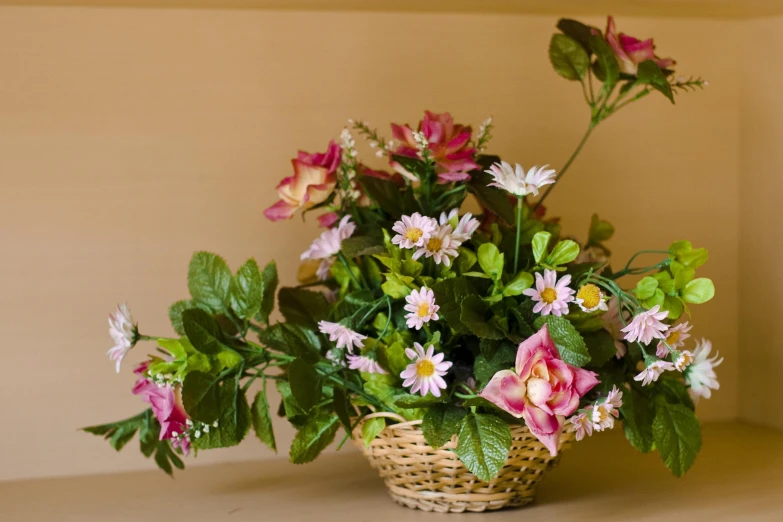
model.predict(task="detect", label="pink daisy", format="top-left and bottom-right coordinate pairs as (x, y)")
top-left (522, 269), bottom-right (575, 316)
top-left (412, 224), bottom-right (460, 266)
top-left (569, 409), bottom-right (593, 441)
top-left (346, 354), bottom-right (387, 375)
top-left (656, 321), bottom-right (692, 358)
top-left (621, 305), bottom-right (669, 345)
top-left (400, 343), bottom-right (452, 397)
top-left (633, 360), bottom-right (675, 386)
top-left (403, 287), bottom-right (440, 330)
top-left (317, 321), bottom-right (366, 353)
top-left (591, 386), bottom-right (623, 432)
top-left (391, 213), bottom-right (437, 250)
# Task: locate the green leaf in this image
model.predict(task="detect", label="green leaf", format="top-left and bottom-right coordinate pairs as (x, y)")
top-left (381, 273), bottom-right (413, 298)
top-left (359, 175), bottom-right (419, 219)
top-left (653, 402), bottom-right (702, 476)
top-left (461, 295), bottom-right (504, 339)
top-left (82, 410), bottom-right (146, 452)
top-left (590, 35), bottom-right (619, 93)
top-left (621, 388), bottom-right (656, 453)
top-left (181, 371), bottom-right (221, 423)
top-left (168, 300), bottom-right (195, 336)
top-left (377, 341), bottom-right (409, 376)
top-left (478, 242), bottom-right (504, 280)
top-left (251, 390), bottom-right (276, 452)
top-left (257, 261), bottom-right (278, 325)
top-left (582, 330), bottom-right (617, 368)
top-left (393, 393), bottom-right (445, 409)
top-left (288, 359), bottom-right (321, 412)
top-left (503, 272), bottom-right (534, 296)
top-left (341, 236), bottom-right (387, 258)
top-left (474, 340), bottom-right (516, 387)
top-left (361, 417), bottom-right (386, 448)
top-left (588, 214), bottom-right (615, 245)
top-left (332, 388), bottom-right (353, 432)
top-left (194, 375), bottom-right (252, 450)
top-left (229, 258), bottom-right (262, 320)
top-left (278, 288), bottom-right (329, 329)
top-left (681, 278), bottom-right (715, 304)
top-left (531, 231), bottom-right (551, 264)
top-left (549, 33), bottom-right (589, 81)
top-left (533, 316), bottom-right (591, 367)
top-left (662, 295), bottom-right (684, 320)
top-left (556, 18), bottom-right (595, 52)
top-left (456, 248), bottom-right (478, 274)
top-left (276, 381), bottom-right (307, 426)
top-left (467, 168), bottom-right (516, 225)
top-left (289, 414), bottom-right (340, 464)
top-left (181, 308), bottom-right (224, 355)
top-left (432, 277), bottom-right (473, 335)
top-left (635, 276), bottom-right (659, 300)
top-left (455, 413), bottom-right (512, 482)
top-left (422, 404), bottom-right (467, 449)
top-left (546, 240), bottom-right (580, 266)
top-left (644, 288), bottom-right (666, 310)
top-left (637, 60), bottom-right (675, 103)
top-left (187, 251), bottom-right (232, 314)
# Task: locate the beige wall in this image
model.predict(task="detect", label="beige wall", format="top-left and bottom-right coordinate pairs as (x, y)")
top-left (738, 17), bottom-right (783, 431)
top-left (0, 7), bottom-right (741, 480)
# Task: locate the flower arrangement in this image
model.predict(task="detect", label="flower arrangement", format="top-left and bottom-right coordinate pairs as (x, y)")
top-left (86, 16), bottom-right (718, 493)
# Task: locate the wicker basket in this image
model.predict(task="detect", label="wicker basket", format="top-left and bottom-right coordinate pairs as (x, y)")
top-left (352, 412), bottom-right (572, 513)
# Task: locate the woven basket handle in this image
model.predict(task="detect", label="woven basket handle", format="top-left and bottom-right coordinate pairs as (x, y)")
top-left (361, 411), bottom-right (409, 424)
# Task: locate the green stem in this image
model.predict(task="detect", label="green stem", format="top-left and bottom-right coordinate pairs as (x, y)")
top-left (514, 197), bottom-right (523, 273)
top-left (337, 251), bottom-right (362, 290)
top-left (534, 123), bottom-right (595, 210)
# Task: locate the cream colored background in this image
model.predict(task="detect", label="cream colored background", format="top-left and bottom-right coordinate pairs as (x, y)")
top-left (0, 7), bottom-right (747, 481)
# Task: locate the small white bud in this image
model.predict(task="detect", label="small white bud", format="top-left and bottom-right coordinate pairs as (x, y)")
top-left (203, 425), bottom-right (210, 433)
top-left (195, 430), bottom-right (202, 438)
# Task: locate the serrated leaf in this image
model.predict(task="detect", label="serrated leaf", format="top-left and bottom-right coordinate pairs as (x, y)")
top-left (422, 404), bottom-right (467, 449)
top-left (181, 371), bottom-right (221, 423)
top-left (432, 277), bottom-right (473, 335)
top-left (288, 359), bottom-right (321, 412)
top-left (168, 300), bottom-right (195, 336)
top-left (590, 35), bottom-right (619, 93)
top-left (621, 388), bottom-right (655, 453)
top-left (278, 287), bottom-right (329, 330)
top-left (474, 340), bottom-right (516, 387)
top-left (251, 390), bottom-right (276, 452)
top-left (455, 413), bottom-right (512, 482)
top-left (257, 261), bottom-right (278, 325)
top-left (533, 316), bottom-right (591, 367)
top-left (461, 295), bottom-right (504, 339)
top-left (194, 375), bottom-right (251, 450)
top-left (361, 417), bottom-right (386, 448)
top-left (187, 252), bottom-right (232, 314)
top-left (229, 258), bottom-right (262, 320)
top-left (182, 309), bottom-right (224, 355)
top-left (556, 18), bottom-right (594, 52)
top-left (652, 402), bottom-right (702, 476)
top-left (549, 33), bottom-right (589, 81)
top-left (289, 414), bottom-right (340, 464)
top-left (332, 388), bottom-right (353, 432)
top-left (637, 60), bottom-right (674, 103)
top-left (582, 330), bottom-right (617, 367)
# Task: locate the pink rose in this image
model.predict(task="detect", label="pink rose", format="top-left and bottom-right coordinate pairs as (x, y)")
top-left (479, 325), bottom-right (599, 455)
top-left (132, 362), bottom-right (191, 455)
top-left (264, 141), bottom-right (342, 221)
top-left (603, 16), bottom-right (675, 76)
top-left (391, 111), bottom-right (479, 183)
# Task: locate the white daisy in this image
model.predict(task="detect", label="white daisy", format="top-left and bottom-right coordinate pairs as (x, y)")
top-left (412, 224), bottom-right (460, 266)
top-left (301, 216), bottom-right (356, 281)
top-left (592, 386), bottom-right (623, 432)
top-left (404, 287), bottom-right (440, 330)
top-left (575, 283), bottom-right (609, 313)
top-left (569, 409), bottom-right (593, 441)
top-left (317, 321), bottom-right (366, 353)
top-left (391, 213), bottom-right (437, 249)
top-left (400, 343), bottom-right (452, 397)
top-left (522, 269), bottom-right (575, 317)
top-left (346, 354), bottom-right (387, 375)
top-left (673, 350), bottom-right (695, 372)
top-left (621, 305), bottom-right (669, 345)
top-left (684, 338), bottom-right (722, 402)
top-left (107, 303), bottom-right (136, 373)
top-left (438, 209), bottom-right (480, 243)
top-left (656, 321), bottom-right (693, 358)
top-left (485, 161), bottom-right (556, 197)
top-left (633, 360), bottom-right (675, 386)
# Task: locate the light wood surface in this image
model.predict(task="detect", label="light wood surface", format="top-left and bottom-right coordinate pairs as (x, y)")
top-left (1, 422), bottom-right (781, 521)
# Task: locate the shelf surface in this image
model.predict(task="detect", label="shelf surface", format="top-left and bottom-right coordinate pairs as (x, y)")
top-left (1, 422), bottom-right (782, 521)
top-left (1, 0), bottom-right (783, 18)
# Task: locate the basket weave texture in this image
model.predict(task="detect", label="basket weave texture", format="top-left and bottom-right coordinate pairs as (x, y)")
top-left (353, 412), bottom-right (573, 513)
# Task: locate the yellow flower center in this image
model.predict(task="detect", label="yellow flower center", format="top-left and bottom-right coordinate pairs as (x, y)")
top-left (426, 237), bottom-right (443, 252)
top-left (405, 228), bottom-right (423, 243)
top-left (577, 284), bottom-right (601, 309)
top-left (677, 352), bottom-right (694, 369)
top-left (417, 303), bottom-right (431, 318)
top-left (540, 287), bottom-right (558, 304)
top-left (416, 360), bottom-right (435, 377)
top-left (666, 330), bottom-right (681, 345)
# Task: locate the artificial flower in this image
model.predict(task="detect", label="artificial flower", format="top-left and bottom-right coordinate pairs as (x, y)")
top-left (391, 212), bottom-right (437, 249)
top-left (479, 325), bottom-right (599, 455)
top-left (400, 343), bottom-right (452, 397)
top-left (404, 287), bottom-right (440, 330)
top-left (591, 386), bottom-right (623, 432)
top-left (326, 348), bottom-right (346, 367)
top-left (522, 269), bottom-right (575, 317)
top-left (301, 216), bottom-right (356, 281)
top-left (656, 321), bottom-right (692, 358)
top-left (264, 140), bottom-right (341, 221)
top-left (633, 359), bottom-right (675, 386)
top-left (107, 303), bottom-right (136, 373)
top-left (673, 350), bottom-right (694, 372)
top-left (391, 111), bottom-right (479, 183)
top-left (569, 409), bottom-right (593, 441)
top-left (621, 305), bottom-right (669, 345)
top-left (485, 161), bottom-right (556, 197)
top-left (602, 16), bottom-right (675, 76)
top-left (317, 212), bottom-right (339, 228)
top-left (684, 338), bottom-right (722, 402)
top-left (132, 363), bottom-right (191, 455)
top-left (347, 354), bottom-right (387, 375)
top-left (439, 208), bottom-right (480, 243)
top-left (601, 296), bottom-right (627, 358)
top-left (574, 283), bottom-right (608, 313)
top-left (412, 224), bottom-right (461, 266)
top-left (317, 321), bottom-right (367, 353)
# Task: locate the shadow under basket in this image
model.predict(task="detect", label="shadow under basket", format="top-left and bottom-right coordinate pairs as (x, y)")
top-left (352, 412), bottom-right (573, 513)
